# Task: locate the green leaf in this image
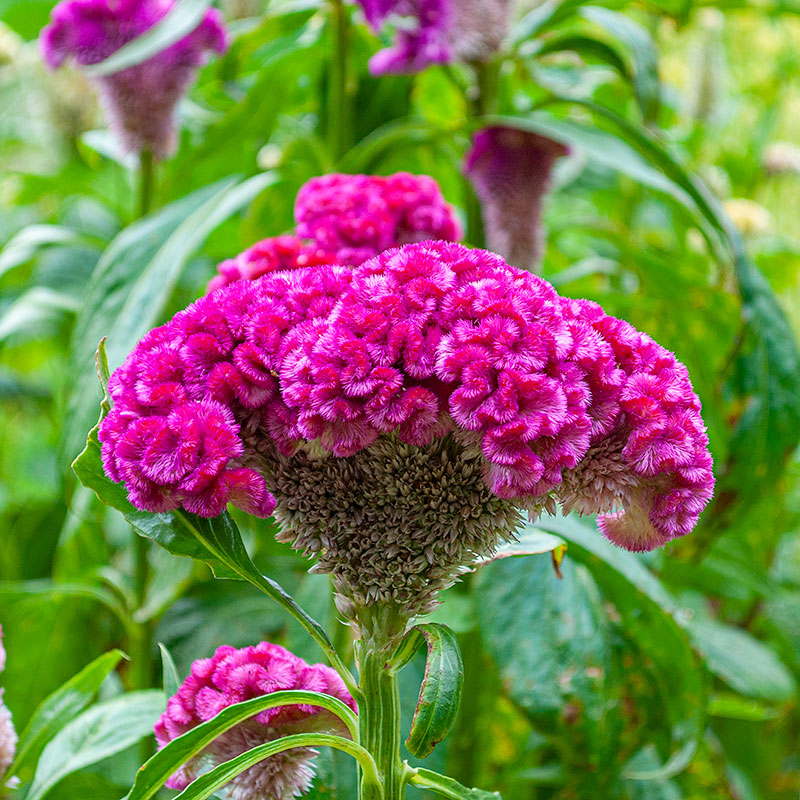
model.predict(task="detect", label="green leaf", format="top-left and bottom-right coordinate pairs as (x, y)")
top-left (687, 618), bottom-right (796, 703)
top-left (158, 643), bottom-right (181, 699)
top-left (0, 288), bottom-right (79, 343)
top-left (25, 690), bottom-right (165, 800)
top-left (10, 649), bottom-right (125, 775)
top-left (410, 767), bottom-right (502, 799)
top-left (537, 515), bottom-right (706, 781)
top-left (0, 225), bottom-right (83, 279)
top-left (579, 6), bottom-right (661, 120)
top-left (708, 692), bottom-right (782, 721)
top-left (401, 624), bottom-right (464, 759)
top-left (124, 691), bottom-right (359, 800)
top-left (535, 34), bottom-right (631, 80)
top-left (85, 0), bottom-right (213, 77)
top-left (477, 529), bottom-right (565, 564)
top-left (66, 173), bottom-right (276, 461)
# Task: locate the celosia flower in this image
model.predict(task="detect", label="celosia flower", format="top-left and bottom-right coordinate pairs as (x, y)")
top-left (294, 172), bottom-right (461, 266)
top-left (101, 240), bottom-right (713, 615)
top-left (0, 626), bottom-right (16, 783)
top-left (40, 0), bottom-right (227, 159)
top-left (357, 0), bottom-right (512, 75)
top-left (155, 642), bottom-right (357, 800)
top-left (464, 126), bottom-right (568, 271)
top-left (208, 236), bottom-right (339, 293)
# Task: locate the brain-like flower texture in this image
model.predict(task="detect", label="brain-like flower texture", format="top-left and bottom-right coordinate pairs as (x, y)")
top-left (293, 172), bottom-right (462, 267)
top-left (155, 642), bottom-right (356, 800)
top-left (100, 240), bottom-right (713, 614)
top-left (40, 0), bottom-right (227, 159)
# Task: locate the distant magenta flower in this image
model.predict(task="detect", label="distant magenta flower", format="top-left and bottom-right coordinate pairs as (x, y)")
top-left (465, 126), bottom-right (569, 271)
top-left (208, 236), bottom-right (339, 293)
top-left (155, 642), bottom-right (356, 800)
top-left (40, 0), bottom-right (227, 159)
top-left (294, 173), bottom-right (461, 266)
top-left (0, 626), bottom-right (16, 783)
top-left (101, 238), bottom-right (713, 613)
top-left (357, 0), bottom-right (512, 74)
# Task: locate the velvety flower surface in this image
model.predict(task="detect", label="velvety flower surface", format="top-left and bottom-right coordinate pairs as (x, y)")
top-left (293, 172), bottom-right (462, 265)
top-left (155, 642), bottom-right (356, 800)
top-left (40, 0), bottom-right (227, 158)
top-left (465, 126), bottom-right (568, 271)
top-left (208, 235), bottom-right (339, 293)
top-left (357, 0), bottom-right (512, 74)
top-left (102, 240), bottom-right (713, 613)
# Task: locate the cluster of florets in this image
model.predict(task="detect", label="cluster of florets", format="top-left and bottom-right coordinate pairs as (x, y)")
top-left (102, 238), bottom-right (714, 614)
top-left (294, 172), bottom-right (462, 265)
top-left (155, 642), bottom-right (356, 800)
top-left (39, 0), bottom-right (227, 158)
top-left (0, 626), bottom-right (16, 783)
top-left (208, 173), bottom-right (461, 292)
top-left (464, 126), bottom-right (569, 271)
top-left (356, 0), bottom-right (511, 74)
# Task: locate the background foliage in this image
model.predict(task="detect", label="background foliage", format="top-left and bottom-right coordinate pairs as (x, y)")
top-left (1, 1), bottom-right (799, 798)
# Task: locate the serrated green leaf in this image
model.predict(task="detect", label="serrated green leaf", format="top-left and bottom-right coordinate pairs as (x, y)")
top-left (25, 690), bottom-right (165, 800)
top-left (401, 624), bottom-right (463, 759)
top-left (123, 691), bottom-right (359, 800)
top-left (11, 649), bottom-right (125, 775)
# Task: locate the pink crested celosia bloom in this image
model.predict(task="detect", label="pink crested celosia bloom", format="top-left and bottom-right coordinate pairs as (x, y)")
top-left (155, 642), bottom-right (357, 800)
top-left (208, 235), bottom-right (340, 294)
top-left (39, 0), bottom-right (227, 159)
top-left (101, 239), bottom-right (713, 612)
top-left (0, 626), bottom-right (16, 782)
top-left (464, 126), bottom-right (569, 272)
top-left (293, 172), bottom-right (462, 266)
top-left (356, 0), bottom-right (512, 74)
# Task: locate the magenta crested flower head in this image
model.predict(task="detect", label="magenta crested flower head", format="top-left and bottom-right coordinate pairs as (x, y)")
top-left (294, 172), bottom-right (462, 266)
top-left (155, 642), bottom-right (357, 800)
top-left (40, 0), bottom-right (227, 159)
top-left (208, 235), bottom-right (340, 294)
top-left (465, 126), bottom-right (569, 272)
top-left (357, 0), bottom-right (512, 75)
top-left (101, 239), bottom-right (713, 616)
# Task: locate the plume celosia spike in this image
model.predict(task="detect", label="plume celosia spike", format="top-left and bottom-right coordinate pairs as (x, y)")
top-left (155, 642), bottom-right (357, 800)
top-left (464, 126), bottom-right (569, 271)
top-left (40, 0), bottom-right (227, 159)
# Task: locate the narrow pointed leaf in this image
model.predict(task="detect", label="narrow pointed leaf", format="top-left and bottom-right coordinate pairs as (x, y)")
top-left (410, 767), bottom-right (502, 799)
top-left (403, 623), bottom-right (464, 759)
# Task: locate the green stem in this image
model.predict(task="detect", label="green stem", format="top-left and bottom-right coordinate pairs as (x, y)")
top-left (356, 606), bottom-right (409, 800)
top-left (327, 0), bottom-right (351, 161)
top-left (137, 149), bottom-right (155, 218)
top-left (131, 531), bottom-right (154, 759)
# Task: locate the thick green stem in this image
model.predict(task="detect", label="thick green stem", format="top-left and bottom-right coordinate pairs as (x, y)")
top-left (137, 149), bottom-right (155, 218)
top-left (356, 606), bottom-right (409, 800)
top-left (131, 532), bottom-right (154, 759)
top-left (327, 0), bottom-right (352, 161)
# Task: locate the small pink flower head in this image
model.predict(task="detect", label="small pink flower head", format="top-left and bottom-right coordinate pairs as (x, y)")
top-left (208, 235), bottom-right (340, 294)
top-left (155, 642), bottom-right (356, 800)
top-left (465, 125), bottom-right (569, 271)
top-left (40, 0), bottom-right (228, 159)
top-left (0, 626), bottom-right (16, 781)
top-left (0, 626), bottom-right (5, 674)
top-left (293, 172), bottom-right (461, 266)
top-left (357, 0), bottom-right (512, 75)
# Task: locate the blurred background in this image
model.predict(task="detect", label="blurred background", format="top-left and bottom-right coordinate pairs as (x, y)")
top-left (0, 1), bottom-right (799, 798)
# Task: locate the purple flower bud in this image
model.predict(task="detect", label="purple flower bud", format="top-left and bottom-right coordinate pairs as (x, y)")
top-left (464, 126), bottom-right (569, 271)
top-left (155, 642), bottom-right (357, 800)
top-left (357, 0), bottom-right (512, 75)
top-left (40, 0), bottom-right (228, 159)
